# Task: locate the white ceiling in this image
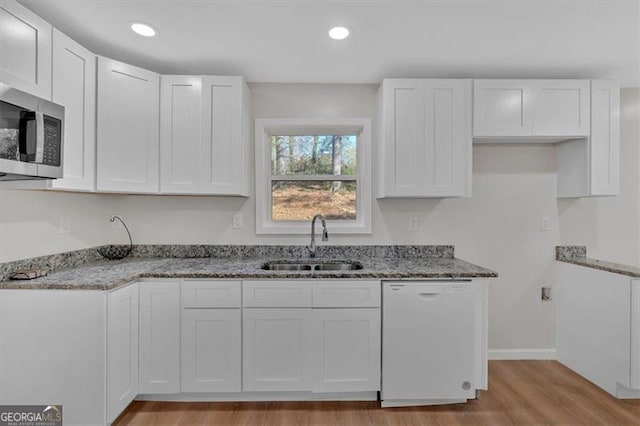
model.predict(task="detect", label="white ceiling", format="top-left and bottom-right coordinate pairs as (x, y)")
top-left (20, 0), bottom-right (640, 86)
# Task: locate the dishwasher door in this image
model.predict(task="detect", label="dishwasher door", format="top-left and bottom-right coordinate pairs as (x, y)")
top-left (382, 281), bottom-right (477, 402)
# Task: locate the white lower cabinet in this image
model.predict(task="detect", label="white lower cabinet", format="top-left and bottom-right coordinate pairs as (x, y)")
top-left (556, 262), bottom-right (640, 397)
top-left (0, 290), bottom-right (107, 425)
top-left (311, 308), bottom-right (381, 392)
top-left (107, 283), bottom-right (139, 423)
top-left (181, 308), bottom-right (242, 392)
top-left (139, 281), bottom-right (181, 394)
top-left (243, 308), bottom-right (312, 391)
top-left (242, 280), bottom-right (381, 394)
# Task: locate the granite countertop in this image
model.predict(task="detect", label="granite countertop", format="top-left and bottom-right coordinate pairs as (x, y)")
top-left (556, 245), bottom-right (640, 278)
top-left (0, 249), bottom-right (498, 291)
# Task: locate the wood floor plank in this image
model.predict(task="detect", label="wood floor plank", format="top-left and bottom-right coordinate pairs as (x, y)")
top-left (114, 361), bottom-right (640, 426)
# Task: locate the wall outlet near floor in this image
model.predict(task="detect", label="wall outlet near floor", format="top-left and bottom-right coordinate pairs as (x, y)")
top-left (408, 216), bottom-right (419, 231)
top-left (232, 213), bottom-right (244, 229)
top-left (541, 286), bottom-right (552, 301)
top-left (58, 216), bottom-right (71, 234)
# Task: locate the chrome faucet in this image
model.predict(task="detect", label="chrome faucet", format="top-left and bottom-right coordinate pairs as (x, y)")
top-left (308, 214), bottom-right (329, 258)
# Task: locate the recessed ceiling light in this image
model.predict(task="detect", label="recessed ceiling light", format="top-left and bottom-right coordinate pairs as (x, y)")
top-left (328, 26), bottom-right (350, 40)
top-left (130, 21), bottom-right (157, 37)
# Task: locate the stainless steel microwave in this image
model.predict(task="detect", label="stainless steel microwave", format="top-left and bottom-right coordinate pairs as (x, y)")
top-left (0, 83), bottom-right (64, 181)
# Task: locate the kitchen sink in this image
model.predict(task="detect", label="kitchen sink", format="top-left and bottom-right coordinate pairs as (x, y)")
top-left (314, 262), bottom-right (363, 271)
top-left (261, 261), bottom-right (363, 271)
top-left (261, 263), bottom-right (313, 271)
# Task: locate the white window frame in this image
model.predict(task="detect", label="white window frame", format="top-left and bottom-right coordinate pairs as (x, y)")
top-left (255, 118), bottom-right (372, 234)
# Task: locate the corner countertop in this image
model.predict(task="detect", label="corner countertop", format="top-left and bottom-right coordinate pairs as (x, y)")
top-left (0, 255), bottom-right (498, 291)
top-left (556, 245), bottom-right (640, 278)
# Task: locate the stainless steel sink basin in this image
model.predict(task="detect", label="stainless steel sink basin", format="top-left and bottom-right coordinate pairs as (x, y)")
top-left (261, 263), bottom-right (313, 271)
top-left (261, 261), bottom-right (363, 271)
top-left (314, 262), bottom-right (363, 271)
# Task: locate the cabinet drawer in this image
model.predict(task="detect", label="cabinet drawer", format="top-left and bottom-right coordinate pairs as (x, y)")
top-left (243, 281), bottom-right (312, 307)
top-left (313, 281), bottom-right (381, 307)
top-left (182, 280), bottom-right (241, 308)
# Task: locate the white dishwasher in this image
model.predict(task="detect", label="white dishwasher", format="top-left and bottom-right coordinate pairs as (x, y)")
top-left (382, 280), bottom-right (478, 407)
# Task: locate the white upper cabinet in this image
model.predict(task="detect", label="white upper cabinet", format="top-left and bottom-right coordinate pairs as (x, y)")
top-left (532, 80), bottom-right (590, 136)
top-left (50, 29), bottom-right (96, 192)
top-left (200, 76), bottom-right (250, 196)
top-left (96, 57), bottom-right (160, 193)
top-left (473, 80), bottom-right (532, 137)
top-left (473, 79), bottom-right (590, 139)
top-left (378, 79), bottom-right (471, 198)
top-left (159, 75), bottom-right (250, 195)
top-left (160, 75), bottom-right (201, 193)
top-left (0, 0), bottom-right (51, 99)
top-left (556, 80), bottom-right (620, 198)
top-left (589, 80), bottom-right (620, 196)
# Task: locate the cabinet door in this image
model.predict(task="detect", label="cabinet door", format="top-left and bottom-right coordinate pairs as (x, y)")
top-left (0, 0), bottom-right (51, 99)
top-left (379, 79), bottom-right (425, 197)
top-left (243, 308), bottom-right (312, 391)
top-left (631, 280), bottom-right (640, 389)
top-left (97, 57), bottom-right (159, 193)
top-left (159, 75), bottom-right (201, 194)
top-left (473, 80), bottom-right (532, 137)
top-left (243, 280), bottom-right (312, 308)
top-left (200, 76), bottom-right (249, 195)
top-left (532, 80), bottom-right (590, 136)
top-left (182, 280), bottom-right (241, 308)
top-left (311, 309), bottom-right (380, 392)
top-left (50, 29), bottom-right (96, 192)
top-left (107, 283), bottom-right (139, 423)
top-left (556, 262), bottom-right (631, 396)
top-left (312, 280), bottom-right (380, 308)
top-left (423, 80), bottom-right (471, 197)
top-left (589, 80), bottom-right (620, 196)
top-left (379, 79), bottom-right (470, 197)
top-left (181, 309), bottom-right (241, 392)
top-left (139, 281), bottom-right (180, 394)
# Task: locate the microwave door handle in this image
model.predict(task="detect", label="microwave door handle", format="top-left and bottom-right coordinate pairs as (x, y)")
top-left (35, 112), bottom-right (44, 163)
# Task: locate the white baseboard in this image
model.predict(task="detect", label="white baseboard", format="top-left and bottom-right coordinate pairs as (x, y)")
top-left (489, 348), bottom-right (557, 360)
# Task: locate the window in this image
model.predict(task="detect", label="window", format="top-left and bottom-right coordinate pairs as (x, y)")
top-left (255, 118), bottom-right (371, 234)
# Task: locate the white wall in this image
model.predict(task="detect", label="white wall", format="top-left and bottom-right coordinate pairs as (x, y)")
top-left (0, 189), bottom-right (112, 262)
top-left (0, 84), bottom-right (638, 353)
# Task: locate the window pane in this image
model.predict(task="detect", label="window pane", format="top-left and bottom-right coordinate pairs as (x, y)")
top-left (272, 181), bottom-right (357, 221)
top-left (270, 135), bottom-right (357, 176)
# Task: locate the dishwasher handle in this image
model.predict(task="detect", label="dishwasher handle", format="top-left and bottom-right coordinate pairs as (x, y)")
top-left (419, 292), bottom-right (441, 300)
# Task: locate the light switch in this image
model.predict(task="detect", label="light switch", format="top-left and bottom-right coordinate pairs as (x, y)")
top-left (59, 217), bottom-right (71, 234)
top-left (540, 217), bottom-right (551, 231)
top-left (232, 213), bottom-right (243, 229)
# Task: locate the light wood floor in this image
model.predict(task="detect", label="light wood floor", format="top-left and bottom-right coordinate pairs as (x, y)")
top-left (114, 361), bottom-right (640, 425)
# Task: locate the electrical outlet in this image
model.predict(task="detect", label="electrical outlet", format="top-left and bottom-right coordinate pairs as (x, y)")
top-left (232, 213), bottom-right (243, 229)
top-left (58, 217), bottom-right (71, 234)
top-left (408, 216), bottom-right (419, 231)
top-left (541, 286), bottom-right (552, 301)
top-left (540, 217), bottom-right (551, 231)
